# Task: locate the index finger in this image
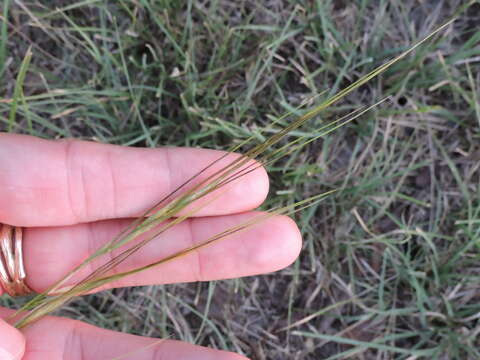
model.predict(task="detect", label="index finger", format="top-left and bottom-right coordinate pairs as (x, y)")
top-left (0, 134), bottom-right (269, 226)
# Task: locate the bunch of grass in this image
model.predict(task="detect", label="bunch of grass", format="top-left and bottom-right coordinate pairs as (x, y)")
top-left (10, 19), bottom-right (455, 330)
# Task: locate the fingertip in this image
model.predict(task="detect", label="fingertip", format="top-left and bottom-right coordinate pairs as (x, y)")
top-left (282, 215), bottom-right (303, 265)
top-left (204, 154), bottom-right (270, 214)
top-left (243, 214), bottom-right (302, 274)
top-left (177, 153), bottom-right (270, 216)
top-left (252, 162), bottom-right (270, 205)
top-left (267, 215), bottom-right (303, 270)
top-left (233, 160), bottom-right (270, 210)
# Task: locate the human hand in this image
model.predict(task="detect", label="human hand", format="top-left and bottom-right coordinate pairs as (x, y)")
top-left (0, 134), bottom-right (302, 360)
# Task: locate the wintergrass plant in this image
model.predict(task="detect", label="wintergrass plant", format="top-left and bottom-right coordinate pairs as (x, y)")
top-left (10, 20), bottom-right (454, 330)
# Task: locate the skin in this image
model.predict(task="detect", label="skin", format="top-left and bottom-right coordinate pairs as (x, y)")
top-left (0, 134), bottom-right (302, 360)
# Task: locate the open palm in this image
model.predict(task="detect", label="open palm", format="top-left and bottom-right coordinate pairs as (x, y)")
top-left (0, 134), bottom-right (301, 360)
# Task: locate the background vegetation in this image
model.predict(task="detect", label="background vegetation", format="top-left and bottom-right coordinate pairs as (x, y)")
top-left (1, 0), bottom-right (480, 359)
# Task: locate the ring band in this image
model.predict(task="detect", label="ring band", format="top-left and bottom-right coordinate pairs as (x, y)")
top-left (0, 224), bottom-right (33, 296)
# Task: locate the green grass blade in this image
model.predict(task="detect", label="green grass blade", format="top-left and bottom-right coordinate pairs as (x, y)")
top-left (0, 0), bottom-right (10, 80)
top-left (8, 46), bottom-right (32, 132)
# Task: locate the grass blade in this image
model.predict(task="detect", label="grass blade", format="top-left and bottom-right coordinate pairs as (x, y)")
top-left (8, 46), bottom-right (32, 132)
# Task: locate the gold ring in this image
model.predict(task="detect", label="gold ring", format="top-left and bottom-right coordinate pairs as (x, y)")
top-left (0, 224), bottom-right (33, 296)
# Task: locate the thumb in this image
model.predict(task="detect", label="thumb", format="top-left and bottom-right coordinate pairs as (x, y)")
top-left (0, 318), bottom-right (25, 360)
